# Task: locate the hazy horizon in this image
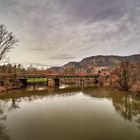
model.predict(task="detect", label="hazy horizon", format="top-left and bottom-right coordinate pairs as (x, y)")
top-left (0, 0), bottom-right (140, 67)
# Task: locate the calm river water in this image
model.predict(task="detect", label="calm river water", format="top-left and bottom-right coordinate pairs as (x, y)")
top-left (0, 84), bottom-right (140, 140)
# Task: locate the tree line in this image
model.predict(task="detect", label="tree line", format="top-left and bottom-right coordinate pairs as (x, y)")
top-left (0, 23), bottom-right (140, 92)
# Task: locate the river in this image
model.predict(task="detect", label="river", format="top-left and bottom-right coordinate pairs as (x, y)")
top-left (0, 84), bottom-right (140, 140)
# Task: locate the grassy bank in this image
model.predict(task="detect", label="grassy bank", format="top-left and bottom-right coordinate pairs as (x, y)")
top-left (27, 78), bottom-right (48, 84)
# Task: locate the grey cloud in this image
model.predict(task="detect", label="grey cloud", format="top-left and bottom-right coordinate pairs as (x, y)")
top-left (51, 54), bottom-right (75, 60)
top-left (0, 0), bottom-right (140, 66)
top-left (60, 0), bottom-right (140, 23)
top-left (61, 0), bottom-right (125, 22)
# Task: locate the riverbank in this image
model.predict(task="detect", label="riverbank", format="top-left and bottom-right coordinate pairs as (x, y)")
top-left (1, 83), bottom-right (140, 98)
top-left (0, 78), bottom-right (48, 92)
top-left (0, 86), bottom-right (7, 92)
top-left (0, 75), bottom-right (140, 97)
top-left (0, 85), bottom-right (22, 92)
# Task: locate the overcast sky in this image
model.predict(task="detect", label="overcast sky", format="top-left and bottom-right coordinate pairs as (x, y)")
top-left (0, 0), bottom-right (140, 67)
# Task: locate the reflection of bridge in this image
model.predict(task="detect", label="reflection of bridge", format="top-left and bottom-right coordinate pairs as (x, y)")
top-left (0, 73), bottom-right (100, 87)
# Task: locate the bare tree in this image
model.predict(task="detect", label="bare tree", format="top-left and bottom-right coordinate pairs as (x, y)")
top-left (0, 24), bottom-right (18, 61)
top-left (111, 60), bottom-right (130, 90)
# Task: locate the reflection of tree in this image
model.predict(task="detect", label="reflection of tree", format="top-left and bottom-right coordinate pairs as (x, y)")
top-left (0, 98), bottom-right (20, 140)
top-left (0, 102), bottom-right (10, 140)
top-left (82, 88), bottom-right (140, 130)
top-left (108, 91), bottom-right (140, 130)
top-left (8, 98), bottom-right (19, 112)
top-left (113, 94), bottom-right (132, 121)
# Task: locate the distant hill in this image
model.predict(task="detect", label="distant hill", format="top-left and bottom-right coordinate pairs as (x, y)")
top-left (47, 54), bottom-right (140, 73)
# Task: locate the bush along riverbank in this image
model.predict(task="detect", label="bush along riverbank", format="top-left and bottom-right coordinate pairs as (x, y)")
top-left (0, 78), bottom-right (48, 92)
top-left (100, 60), bottom-right (140, 94)
top-left (0, 79), bottom-right (22, 92)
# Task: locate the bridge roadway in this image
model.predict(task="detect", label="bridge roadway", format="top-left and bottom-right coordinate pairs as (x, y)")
top-left (0, 73), bottom-right (100, 79)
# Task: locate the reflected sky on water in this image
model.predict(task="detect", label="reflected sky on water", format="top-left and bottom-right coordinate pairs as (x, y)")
top-left (0, 85), bottom-right (140, 140)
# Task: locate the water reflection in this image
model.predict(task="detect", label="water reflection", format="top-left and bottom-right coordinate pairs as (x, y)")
top-left (0, 85), bottom-right (140, 140)
top-left (0, 101), bottom-right (10, 140)
top-left (111, 92), bottom-right (140, 130)
top-left (83, 88), bottom-right (140, 130)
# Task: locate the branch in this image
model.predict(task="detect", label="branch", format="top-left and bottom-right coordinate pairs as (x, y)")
top-left (0, 24), bottom-right (18, 61)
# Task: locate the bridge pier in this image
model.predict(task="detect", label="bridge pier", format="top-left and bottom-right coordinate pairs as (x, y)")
top-left (19, 79), bottom-right (28, 87)
top-left (80, 78), bottom-right (85, 86)
top-left (93, 78), bottom-right (98, 84)
top-left (47, 78), bottom-right (60, 88)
